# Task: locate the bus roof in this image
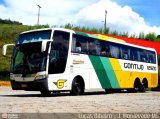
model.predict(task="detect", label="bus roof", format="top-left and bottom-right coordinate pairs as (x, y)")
top-left (74, 31), bottom-right (156, 52)
top-left (20, 28), bottom-right (74, 34)
top-left (20, 28), bottom-right (156, 53)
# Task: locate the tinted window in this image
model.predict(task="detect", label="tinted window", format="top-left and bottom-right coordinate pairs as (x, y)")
top-left (88, 39), bottom-right (97, 55)
top-left (130, 47), bottom-right (138, 61)
top-left (148, 51), bottom-right (156, 64)
top-left (71, 34), bottom-right (156, 64)
top-left (16, 30), bottom-right (51, 44)
top-left (98, 41), bottom-right (110, 57)
top-left (120, 45), bottom-right (130, 60)
top-left (72, 34), bottom-right (89, 54)
top-left (139, 50), bottom-right (148, 62)
top-left (49, 31), bottom-right (70, 74)
top-left (109, 43), bottom-right (120, 58)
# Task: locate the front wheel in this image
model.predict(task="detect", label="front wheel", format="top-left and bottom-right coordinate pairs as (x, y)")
top-left (70, 78), bottom-right (84, 96)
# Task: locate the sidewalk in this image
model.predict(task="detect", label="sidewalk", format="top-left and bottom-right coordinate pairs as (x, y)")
top-left (0, 81), bottom-right (11, 86)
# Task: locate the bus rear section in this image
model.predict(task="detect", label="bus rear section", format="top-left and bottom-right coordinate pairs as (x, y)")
top-left (70, 32), bottom-right (158, 93)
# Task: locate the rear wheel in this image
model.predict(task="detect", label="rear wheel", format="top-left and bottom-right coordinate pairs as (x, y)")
top-left (134, 80), bottom-right (141, 92)
top-left (40, 90), bottom-right (51, 97)
top-left (140, 80), bottom-right (148, 92)
top-left (70, 78), bottom-right (84, 95)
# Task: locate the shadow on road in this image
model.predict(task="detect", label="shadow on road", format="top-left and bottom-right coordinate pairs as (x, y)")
top-left (0, 91), bottom-right (116, 97)
top-left (0, 89), bottom-right (139, 98)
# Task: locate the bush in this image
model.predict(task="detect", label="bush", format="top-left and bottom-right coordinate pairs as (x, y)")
top-left (145, 32), bottom-right (157, 41)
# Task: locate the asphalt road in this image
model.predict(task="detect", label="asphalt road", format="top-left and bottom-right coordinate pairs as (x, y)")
top-left (0, 86), bottom-right (160, 114)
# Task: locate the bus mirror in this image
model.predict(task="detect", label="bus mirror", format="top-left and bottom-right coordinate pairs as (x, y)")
top-left (2, 44), bottom-right (15, 56)
top-left (41, 41), bottom-right (48, 52)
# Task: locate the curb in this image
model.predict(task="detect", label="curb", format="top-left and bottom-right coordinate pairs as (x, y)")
top-left (0, 81), bottom-right (11, 86)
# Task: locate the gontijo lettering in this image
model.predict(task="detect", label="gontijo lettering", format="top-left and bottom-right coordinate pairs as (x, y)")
top-left (124, 63), bottom-right (144, 70)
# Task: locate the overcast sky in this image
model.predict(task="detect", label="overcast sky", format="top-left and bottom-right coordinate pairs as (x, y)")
top-left (0, 0), bottom-right (160, 35)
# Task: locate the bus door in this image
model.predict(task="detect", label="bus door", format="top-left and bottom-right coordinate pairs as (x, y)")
top-left (47, 30), bottom-right (70, 91)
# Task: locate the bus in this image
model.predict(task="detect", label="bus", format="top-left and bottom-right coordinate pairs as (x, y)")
top-left (2, 28), bottom-right (158, 96)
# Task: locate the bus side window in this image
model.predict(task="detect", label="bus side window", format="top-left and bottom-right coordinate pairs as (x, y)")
top-left (75, 41), bottom-right (81, 53)
top-left (100, 45), bottom-right (106, 56)
top-left (132, 48), bottom-right (138, 61)
top-left (139, 50), bottom-right (148, 63)
top-left (72, 34), bottom-right (90, 54)
top-left (120, 45), bottom-right (129, 60)
top-left (148, 52), bottom-right (156, 64)
top-left (49, 31), bottom-right (70, 74)
top-left (95, 41), bottom-right (101, 56)
top-left (80, 39), bottom-right (88, 54)
top-left (89, 42), bottom-right (97, 55)
top-left (109, 43), bottom-right (120, 58)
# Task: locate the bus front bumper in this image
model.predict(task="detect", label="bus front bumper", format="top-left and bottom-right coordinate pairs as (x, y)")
top-left (11, 79), bottom-right (48, 91)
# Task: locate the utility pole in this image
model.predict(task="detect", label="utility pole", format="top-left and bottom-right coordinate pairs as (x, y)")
top-left (104, 10), bottom-right (107, 33)
top-left (37, 5), bottom-right (42, 25)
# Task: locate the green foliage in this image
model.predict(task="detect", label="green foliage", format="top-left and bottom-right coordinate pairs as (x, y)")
top-left (155, 38), bottom-right (160, 42)
top-left (119, 32), bottom-right (129, 37)
top-left (64, 23), bottom-right (73, 29)
top-left (138, 32), bottom-right (145, 39)
top-left (130, 33), bottom-right (137, 38)
top-left (110, 30), bottom-right (119, 36)
top-left (103, 27), bottom-right (110, 34)
top-left (0, 18), bottom-right (22, 25)
top-left (145, 32), bottom-right (157, 41)
top-left (90, 27), bottom-right (99, 33)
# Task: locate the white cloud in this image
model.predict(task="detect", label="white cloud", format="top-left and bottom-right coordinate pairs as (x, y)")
top-left (0, 0), bottom-right (96, 25)
top-left (0, 0), bottom-right (160, 35)
top-left (73, 0), bottom-right (160, 35)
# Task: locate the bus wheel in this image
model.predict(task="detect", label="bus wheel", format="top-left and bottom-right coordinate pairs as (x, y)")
top-left (70, 78), bottom-right (84, 96)
top-left (140, 79), bottom-right (148, 92)
top-left (40, 90), bottom-right (51, 97)
top-left (134, 80), bottom-right (141, 92)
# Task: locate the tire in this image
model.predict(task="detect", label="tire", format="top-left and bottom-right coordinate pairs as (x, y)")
top-left (140, 80), bottom-right (148, 92)
top-left (70, 78), bottom-right (84, 95)
top-left (139, 84), bottom-right (146, 92)
top-left (134, 81), bottom-right (141, 92)
top-left (40, 90), bottom-right (51, 97)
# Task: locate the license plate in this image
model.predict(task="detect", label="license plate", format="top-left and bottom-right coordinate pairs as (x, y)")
top-left (21, 84), bottom-right (27, 88)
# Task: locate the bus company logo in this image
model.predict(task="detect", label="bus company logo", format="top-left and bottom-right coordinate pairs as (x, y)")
top-left (1, 113), bottom-right (7, 119)
top-left (73, 60), bottom-right (84, 64)
top-left (53, 79), bottom-right (67, 89)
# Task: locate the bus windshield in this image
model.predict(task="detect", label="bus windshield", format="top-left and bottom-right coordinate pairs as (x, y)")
top-left (16, 30), bottom-right (51, 44)
top-left (11, 42), bottom-right (48, 74)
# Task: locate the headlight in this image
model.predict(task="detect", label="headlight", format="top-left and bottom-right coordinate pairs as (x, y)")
top-left (10, 74), bottom-right (15, 80)
top-left (35, 75), bottom-right (47, 80)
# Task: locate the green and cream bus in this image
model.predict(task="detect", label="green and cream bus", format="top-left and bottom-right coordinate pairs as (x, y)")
top-left (2, 28), bottom-right (158, 96)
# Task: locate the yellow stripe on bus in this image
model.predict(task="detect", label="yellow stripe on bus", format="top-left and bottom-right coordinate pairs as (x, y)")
top-left (94, 34), bottom-right (126, 43)
top-left (109, 58), bottom-right (158, 88)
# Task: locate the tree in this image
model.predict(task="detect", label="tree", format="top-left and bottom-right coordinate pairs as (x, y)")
top-left (145, 32), bottom-right (157, 41)
top-left (138, 32), bottom-right (145, 39)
